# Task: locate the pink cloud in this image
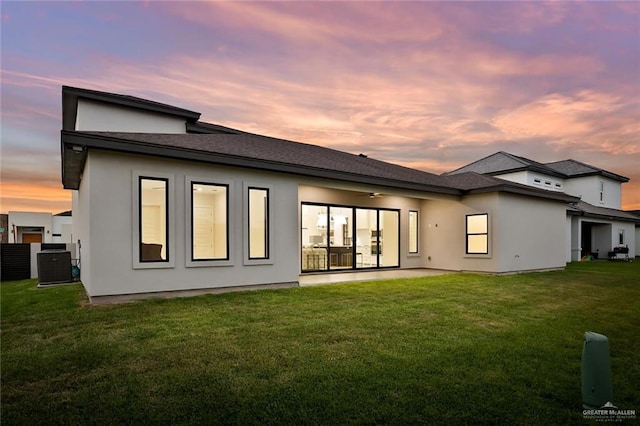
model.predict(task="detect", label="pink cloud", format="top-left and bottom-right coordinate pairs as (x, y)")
top-left (2, 1), bottom-right (638, 211)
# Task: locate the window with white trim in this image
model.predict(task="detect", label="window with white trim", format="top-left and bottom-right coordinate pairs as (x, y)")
top-left (191, 182), bottom-right (229, 261)
top-left (248, 187), bottom-right (269, 259)
top-left (409, 210), bottom-right (419, 254)
top-left (466, 213), bottom-right (488, 255)
top-left (139, 177), bottom-right (169, 262)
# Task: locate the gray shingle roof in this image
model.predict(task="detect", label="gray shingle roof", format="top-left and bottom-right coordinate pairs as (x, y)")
top-left (546, 159), bottom-right (629, 182)
top-left (61, 131), bottom-right (577, 204)
top-left (61, 131), bottom-right (459, 194)
top-left (448, 151), bottom-right (629, 183)
top-left (445, 151), bottom-right (565, 178)
top-left (568, 201), bottom-right (640, 223)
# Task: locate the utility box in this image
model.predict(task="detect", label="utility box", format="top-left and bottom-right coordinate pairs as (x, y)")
top-left (37, 250), bottom-right (72, 286)
top-left (582, 331), bottom-right (614, 408)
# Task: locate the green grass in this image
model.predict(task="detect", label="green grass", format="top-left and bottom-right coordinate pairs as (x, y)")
top-left (2, 262), bottom-right (639, 425)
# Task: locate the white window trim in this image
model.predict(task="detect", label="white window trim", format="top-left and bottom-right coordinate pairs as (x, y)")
top-left (464, 212), bottom-right (492, 258)
top-left (132, 171), bottom-right (175, 269)
top-left (243, 182), bottom-right (275, 266)
top-left (185, 176), bottom-right (235, 268)
top-left (408, 210), bottom-right (419, 256)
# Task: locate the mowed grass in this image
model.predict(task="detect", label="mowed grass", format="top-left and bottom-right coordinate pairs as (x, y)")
top-left (2, 262), bottom-right (639, 425)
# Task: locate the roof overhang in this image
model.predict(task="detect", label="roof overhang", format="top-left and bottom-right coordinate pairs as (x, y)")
top-left (465, 183), bottom-right (580, 203)
top-left (567, 202), bottom-right (640, 223)
top-left (60, 131), bottom-right (462, 195)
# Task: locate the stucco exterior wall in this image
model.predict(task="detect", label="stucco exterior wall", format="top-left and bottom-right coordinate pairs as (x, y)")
top-left (566, 216), bottom-right (575, 262)
top-left (81, 150), bottom-right (300, 297)
top-left (493, 171), bottom-right (529, 185)
top-left (563, 176), bottom-right (622, 209)
top-left (493, 193), bottom-right (566, 272)
top-left (612, 222), bottom-right (635, 254)
top-left (422, 194), bottom-right (499, 273)
top-left (422, 193), bottom-right (567, 273)
top-left (75, 158), bottom-right (93, 294)
top-left (495, 171), bottom-right (565, 192)
top-left (76, 99), bottom-right (187, 133)
top-left (52, 216), bottom-right (73, 243)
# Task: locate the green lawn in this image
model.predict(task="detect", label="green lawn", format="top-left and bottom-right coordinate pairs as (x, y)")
top-left (2, 262), bottom-right (639, 425)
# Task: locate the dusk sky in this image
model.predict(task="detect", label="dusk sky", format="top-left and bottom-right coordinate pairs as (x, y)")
top-left (1, 1), bottom-right (639, 214)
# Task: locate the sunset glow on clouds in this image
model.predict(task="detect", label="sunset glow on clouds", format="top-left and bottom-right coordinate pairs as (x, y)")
top-left (1, 1), bottom-right (639, 212)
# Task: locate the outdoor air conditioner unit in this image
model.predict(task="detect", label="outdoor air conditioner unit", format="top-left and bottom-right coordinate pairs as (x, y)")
top-left (37, 250), bottom-right (72, 286)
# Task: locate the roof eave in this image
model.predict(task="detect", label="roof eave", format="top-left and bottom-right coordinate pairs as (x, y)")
top-left (60, 131), bottom-right (462, 195)
top-left (465, 184), bottom-right (579, 203)
top-left (568, 171), bottom-right (629, 183)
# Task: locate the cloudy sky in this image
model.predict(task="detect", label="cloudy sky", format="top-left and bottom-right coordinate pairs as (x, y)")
top-left (1, 1), bottom-right (639, 213)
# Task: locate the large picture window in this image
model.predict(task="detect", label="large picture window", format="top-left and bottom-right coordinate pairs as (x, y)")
top-left (409, 210), bottom-right (419, 254)
top-left (140, 177), bottom-right (169, 262)
top-left (466, 213), bottom-right (488, 255)
top-left (248, 187), bottom-right (269, 259)
top-left (191, 182), bottom-right (228, 261)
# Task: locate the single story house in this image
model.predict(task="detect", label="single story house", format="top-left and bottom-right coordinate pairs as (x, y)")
top-left (446, 152), bottom-right (638, 262)
top-left (61, 86), bottom-right (584, 302)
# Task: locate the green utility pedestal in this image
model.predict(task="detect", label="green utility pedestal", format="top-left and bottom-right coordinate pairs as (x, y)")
top-left (581, 331), bottom-right (614, 409)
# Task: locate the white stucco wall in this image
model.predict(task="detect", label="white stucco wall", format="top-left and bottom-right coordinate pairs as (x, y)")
top-left (613, 222), bottom-right (635, 254)
top-left (52, 216), bottom-right (73, 243)
top-left (563, 176), bottom-right (622, 209)
top-left (423, 193), bottom-right (567, 273)
top-left (422, 194), bottom-right (500, 273)
top-left (565, 216), bottom-right (572, 262)
top-left (81, 150), bottom-right (300, 297)
top-left (495, 171), bottom-right (565, 192)
top-left (494, 171), bottom-right (529, 185)
top-left (75, 99), bottom-right (187, 133)
top-left (74, 158), bottom-right (93, 294)
top-left (493, 193), bottom-right (566, 272)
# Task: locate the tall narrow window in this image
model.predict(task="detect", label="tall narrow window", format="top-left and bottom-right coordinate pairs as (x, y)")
top-left (599, 181), bottom-right (605, 203)
top-left (140, 177), bottom-right (168, 262)
top-left (248, 187), bottom-right (269, 259)
top-left (409, 210), bottom-right (419, 254)
top-left (192, 182), bottom-right (228, 260)
top-left (466, 213), bottom-right (488, 255)
top-left (619, 229), bottom-right (625, 245)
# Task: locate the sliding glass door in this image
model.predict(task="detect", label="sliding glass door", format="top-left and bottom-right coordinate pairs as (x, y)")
top-left (301, 204), bottom-right (328, 271)
top-left (328, 207), bottom-right (353, 270)
top-left (355, 208), bottom-right (378, 268)
top-left (302, 203), bottom-right (399, 272)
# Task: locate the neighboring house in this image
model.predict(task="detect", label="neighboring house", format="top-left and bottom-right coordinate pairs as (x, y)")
top-left (0, 214), bottom-right (8, 243)
top-left (6, 211), bottom-right (73, 244)
top-left (61, 86), bottom-right (579, 302)
top-left (1, 211), bottom-right (74, 281)
top-left (446, 152), bottom-right (638, 262)
top-left (628, 210), bottom-right (640, 258)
